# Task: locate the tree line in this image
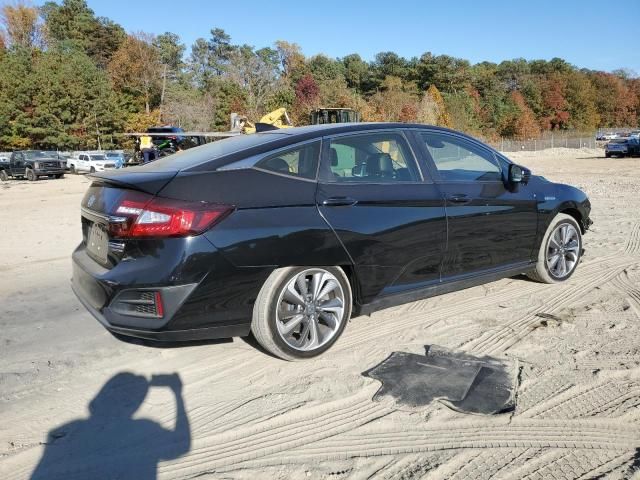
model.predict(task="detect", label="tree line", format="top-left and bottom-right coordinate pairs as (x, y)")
top-left (0, 0), bottom-right (638, 150)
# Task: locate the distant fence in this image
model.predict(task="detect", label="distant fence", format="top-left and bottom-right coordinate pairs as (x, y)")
top-left (492, 136), bottom-right (599, 152)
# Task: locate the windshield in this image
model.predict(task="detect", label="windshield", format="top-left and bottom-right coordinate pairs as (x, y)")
top-left (610, 139), bottom-right (627, 144)
top-left (106, 153), bottom-right (122, 158)
top-left (24, 151), bottom-right (51, 159)
top-left (90, 155), bottom-right (107, 161)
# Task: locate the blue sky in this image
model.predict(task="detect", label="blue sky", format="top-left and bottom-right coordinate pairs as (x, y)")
top-left (54, 0), bottom-right (640, 73)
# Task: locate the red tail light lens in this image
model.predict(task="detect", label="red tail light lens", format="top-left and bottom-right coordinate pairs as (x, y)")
top-left (109, 191), bottom-right (233, 238)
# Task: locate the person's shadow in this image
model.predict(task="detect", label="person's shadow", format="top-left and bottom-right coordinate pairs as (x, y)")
top-left (30, 372), bottom-right (190, 480)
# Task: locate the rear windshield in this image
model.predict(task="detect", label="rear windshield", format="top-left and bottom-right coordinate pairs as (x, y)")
top-left (138, 133), bottom-right (289, 171)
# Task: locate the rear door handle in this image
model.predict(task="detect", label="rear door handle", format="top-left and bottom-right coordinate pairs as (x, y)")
top-left (447, 194), bottom-right (472, 205)
top-left (322, 196), bottom-right (358, 207)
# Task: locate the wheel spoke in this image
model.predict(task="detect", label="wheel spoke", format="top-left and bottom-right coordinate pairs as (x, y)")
top-left (317, 279), bottom-right (338, 301)
top-left (547, 254), bottom-right (561, 269)
top-left (283, 283), bottom-right (305, 307)
top-left (295, 274), bottom-right (308, 297)
top-left (311, 272), bottom-right (328, 302)
top-left (319, 312), bottom-right (338, 329)
top-left (565, 239), bottom-right (580, 252)
top-left (280, 314), bottom-right (305, 335)
top-left (549, 233), bottom-right (562, 250)
top-left (560, 255), bottom-right (568, 276)
top-left (317, 297), bottom-right (343, 314)
top-left (308, 318), bottom-right (320, 348)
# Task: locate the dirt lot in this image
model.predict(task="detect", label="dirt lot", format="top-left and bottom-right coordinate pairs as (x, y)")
top-left (1, 149), bottom-right (639, 479)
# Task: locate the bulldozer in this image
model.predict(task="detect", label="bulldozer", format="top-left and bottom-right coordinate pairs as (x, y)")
top-left (310, 108), bottom-right (360, 125)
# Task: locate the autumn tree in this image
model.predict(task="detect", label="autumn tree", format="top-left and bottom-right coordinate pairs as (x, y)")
top-left (108, 32), bottom-right (162, 114)
top-left (1, 2), bottom-right (44, 49)
top-left (417, 84), bottom-right (452, 127)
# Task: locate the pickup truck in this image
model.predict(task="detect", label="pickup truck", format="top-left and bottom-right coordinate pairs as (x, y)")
top-left (0, 150), bottom-right (66, 181)
top-left (67, 152), bottom-right (117, 174)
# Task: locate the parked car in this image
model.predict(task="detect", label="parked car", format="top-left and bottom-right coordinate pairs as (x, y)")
top-left (67, 152), bottom-right (118, 174)
top-left (105, 151), bottom-right (126, 168)
top-left (605, 138), bottom-right (640, 157)
top-left (0, 150), bottom-right (65, 181)
top-left (72, 123), bottom-right (592, 360)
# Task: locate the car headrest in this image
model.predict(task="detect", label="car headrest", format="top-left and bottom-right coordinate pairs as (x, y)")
top-left (263, 157), bottom-right (289, 173)
top-left (378, 153), bottom-right (393, 173)
top-left (329, 148), bottom-right (339, 167)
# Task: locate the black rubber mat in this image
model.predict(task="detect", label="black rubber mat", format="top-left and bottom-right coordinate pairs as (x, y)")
top-left (363, 345), bottom-right (517, 415)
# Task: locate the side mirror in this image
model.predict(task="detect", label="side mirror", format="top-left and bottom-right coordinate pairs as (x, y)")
top-left (508, 164), bottom-right (530, 184)
top-left (509, 164), bottom-right (523, 183)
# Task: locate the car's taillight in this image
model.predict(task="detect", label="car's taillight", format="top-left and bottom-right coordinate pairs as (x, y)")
top-left (109, 191), bottom-right (233, 239)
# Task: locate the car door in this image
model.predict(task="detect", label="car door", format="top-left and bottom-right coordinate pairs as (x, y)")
top-left (413, 130), bottom-right (538, 279)
top-left (11, 152), bottom-right (24, 175)
top-left (316, 130), bottom-right (447, 302)
top-left (79, 154), bottom-right (89, 172)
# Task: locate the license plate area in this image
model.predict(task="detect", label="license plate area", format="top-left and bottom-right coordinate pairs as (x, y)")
top-left (87, 223), bottom-right (109, 264)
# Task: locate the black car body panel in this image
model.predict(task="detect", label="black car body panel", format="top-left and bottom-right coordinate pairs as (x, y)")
top-left (72, 123), bottom-right (592, 344)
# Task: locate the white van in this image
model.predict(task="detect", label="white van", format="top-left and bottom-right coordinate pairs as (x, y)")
top-left (67, 152), bottom-right (117, 174)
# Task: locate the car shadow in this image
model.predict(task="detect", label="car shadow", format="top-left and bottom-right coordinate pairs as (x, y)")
top-left (30, 372), bottom-right (191, 480)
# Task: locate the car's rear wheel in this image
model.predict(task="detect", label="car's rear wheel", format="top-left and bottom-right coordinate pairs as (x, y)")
top-left (0, 170), bottom-right (8, 182)
top-left (251, 266), bottom-right (352, 360)
top-left (70, 165), bottom-right (77, 174)
top-left (55, 173), bottom-right (64, 179)
top-left (527, 213), bottom-right (582, 284)
top-left (26, 168), bottom-right (37, 181)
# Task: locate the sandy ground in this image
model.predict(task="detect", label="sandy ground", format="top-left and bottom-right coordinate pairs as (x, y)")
top-left (1, 149), bottom-right (639, 479)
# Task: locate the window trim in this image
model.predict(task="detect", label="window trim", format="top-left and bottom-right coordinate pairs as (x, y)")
top-left (319, 129), bottom-right (426, 185)
top-left (412, 129), bottom-right (506, 184)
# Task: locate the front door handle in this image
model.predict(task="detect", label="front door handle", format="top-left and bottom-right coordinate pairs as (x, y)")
top-left (447, 194), bottom-right (472, 205)
top-left (322, 196), bottom-right (358, 207)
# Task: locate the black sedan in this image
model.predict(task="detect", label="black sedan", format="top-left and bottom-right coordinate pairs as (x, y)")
top-left (72, 123), bottom-right (592, 360)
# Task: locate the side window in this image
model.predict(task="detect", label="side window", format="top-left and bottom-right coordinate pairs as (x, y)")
top-left (323, 132), bottom-right (419, 183)
top-left (419, 132), bottom-right (502, 182)
top-left (255, 141), bottom-right (320, 180)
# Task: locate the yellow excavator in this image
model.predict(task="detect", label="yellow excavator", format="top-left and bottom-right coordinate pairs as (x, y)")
top-left (232, 108), bottom-right (294, 134)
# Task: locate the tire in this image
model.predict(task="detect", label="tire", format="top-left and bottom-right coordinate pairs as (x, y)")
top-left (0, 169), bottom-right (8, 182)
top-left (527, 213), bottom-right (582, 284)
top-left (89, 167), bottom-right (96, 174)
top-left (70, 165), bottom-right (77, 174)
top-left (26, 168), bottom-right (37, 181)
top-left (251, 266), bottom-right (352, 360)
top-left (605, 153), bottom-right (611, 158)
top-left (55, 174), bottom-right (64, 179)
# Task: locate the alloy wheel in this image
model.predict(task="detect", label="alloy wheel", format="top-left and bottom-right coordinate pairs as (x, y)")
top-left (546, 223), bottom-right (580, 279)
top-left (275, 268), bottom-right (345, 352)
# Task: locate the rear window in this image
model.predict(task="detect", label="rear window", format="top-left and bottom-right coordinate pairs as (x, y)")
top-left (139, 133), bottom-right (289, 171)
top-left (255, 141), bottom-right (320, 179)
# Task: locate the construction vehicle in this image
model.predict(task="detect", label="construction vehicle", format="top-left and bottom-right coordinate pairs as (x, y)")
top-left (231, 108), bottom-right (294, 134)
top-left (310, 108), bottom-right (360, 125)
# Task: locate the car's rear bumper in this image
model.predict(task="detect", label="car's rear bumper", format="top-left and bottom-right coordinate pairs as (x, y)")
top-left (71, 280), bottom-right (248, 342)
top-left (71, 240), bottom-right (264, 343)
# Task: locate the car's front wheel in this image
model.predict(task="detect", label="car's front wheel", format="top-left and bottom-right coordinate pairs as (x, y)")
top-left (251, 266), bottom-right (352, 360)
top-left (528, 213), bottom-right (582, 284)
top-left (26, 168), bottom-right (37, 181)
top-left (0, 170), bottom-right (8, 182)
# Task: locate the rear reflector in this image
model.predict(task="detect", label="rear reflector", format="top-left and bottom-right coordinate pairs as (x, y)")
top-left (108, 191), bottom-right (232, 239)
